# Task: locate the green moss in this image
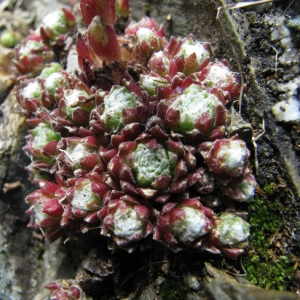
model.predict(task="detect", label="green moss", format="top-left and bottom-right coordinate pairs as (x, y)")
top-left (160, 278), bottom-right (186, 300)
top-left (35, 245), bottom-right (45, 260)
top-left (263, 182), bottom-right (277, 194)
top-left (245, 198), bottom-right (295, 291)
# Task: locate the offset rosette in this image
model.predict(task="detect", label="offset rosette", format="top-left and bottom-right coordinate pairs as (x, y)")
top-left (14, 32), bottom-right (54, 75)
top-left (45, 280), bottom-right (85, 300)
top-left (50, 80), bottom-right (99, 136)
top-left (199, 135), bottom-right (250, 178)
top-left (139, 73), bottom-right (169, 97)
top-left (221, 171), bottom-right (256, 202)
top-left (106, 137), bottom-right (199, 203)
top-left (124, 16), bottom-right (165, 59)
top-left (26, 180), bottom-right (64, 241)
top-left (38, 8), bottom-right (76, 44)
top-left (24, 122), bottom-right (60, 176)
top-left (158, 83), bottom-right (226, 143)
top-left (193, 167), bottom-right (215, 195)
top-left (17, 78), bottom-right (45, 116)
top-left (125, 16), bottom-right (164, 37)
top-left (167, 35), bottom-right (212, 75)
top-left (17, 63), bottom-right (65, 116)
top-left (153, 198), bottom-right (214, 251)
top-left (134, 27), bottom-right (164, 58)
top-left (90, 85), bottom-right (150, 134)
top-left (42, 68), bottom-right (71, 101)
top-left (198, 60), bottom-right (244, 103)
top-left (98, 194), bottom-right (153, 252)
top-left (200, 137), bottom-right (257, 202)
top-left (206, 212), bottom-right (250, 258)
top-left (62, 169), bottom-right (109, 230)
top-left (57, 86), bottom-right (93, 125)
top-left (148, 50), bottom-right (177, 79)
top-left (57, 136), bottom-right (104, 178)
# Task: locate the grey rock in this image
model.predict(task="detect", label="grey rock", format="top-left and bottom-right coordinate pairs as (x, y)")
top-left (205, 279), bottom-right (299, 300)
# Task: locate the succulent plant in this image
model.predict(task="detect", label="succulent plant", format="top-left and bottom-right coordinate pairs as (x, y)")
top-left (154, 198), bottom-right (214, 251)
top-left (168, 35), bottom-right (212, 75)
top-left (45, 279), bottom-right (86, 300)
top-left (125, 16), bottom-right (164, 37)
top-left (98, 194), bottom-right (153, 252)
top-left (26, 180), bottom-right (64, 241)
top-left (158, 83), bottom-right (226, 143)
top-left (206, 212), bottom-right (251, 258)
top-left (16, 0), bottom-right (257, 265)
top-left (17, 63), bottom-right (65, 117)
top-left (97, 85), bottom-right (146, 132)
top-left (199, 135), bottom-right (250, 179)
top-left (0, 30), bottom-right (19, 48)
top-left (57, 136), bottom-right (103, 178)
top-left (105, 136), bottom-right (202, 203)
top-left (38, 8), bottom-right (76, 44)
top-left (221, 171), bottom-right (256, 202)
top-left (198, 60), bottom-right (244, 103)
top-left (14, 31), bottom-right (54, 75)
top-left (61, 168), bottom-right (109, 232)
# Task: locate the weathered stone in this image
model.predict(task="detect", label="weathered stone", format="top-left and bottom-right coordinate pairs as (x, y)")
top-left (204, 263), bottom-right (299, 300)
top-left (206, 279), bottom-right (299, 300)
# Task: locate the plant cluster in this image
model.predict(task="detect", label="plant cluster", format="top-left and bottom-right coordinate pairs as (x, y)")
top-left (14, 1), bottom-right (257, 295)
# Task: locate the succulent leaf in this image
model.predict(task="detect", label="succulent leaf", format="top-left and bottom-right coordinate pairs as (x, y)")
top-left (87, 16), bottom-right (121, 64)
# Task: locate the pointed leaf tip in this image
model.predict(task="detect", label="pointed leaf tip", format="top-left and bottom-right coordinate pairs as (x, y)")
top-left (87, 16), bottom-right (121, 63)
top-left (80, 0), bottom-right (116, 26)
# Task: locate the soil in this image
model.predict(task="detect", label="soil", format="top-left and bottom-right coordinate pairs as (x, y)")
top-left (0, 0), bottom-right (299, 299)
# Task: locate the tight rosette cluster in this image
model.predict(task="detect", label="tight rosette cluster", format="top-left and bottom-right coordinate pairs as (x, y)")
top-left (45, 280), bottom-right (86, 300)
top-left (16, 0), bottom-right (255, 259)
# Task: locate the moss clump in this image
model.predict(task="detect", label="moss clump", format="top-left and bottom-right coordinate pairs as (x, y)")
top-left (263, 182), bottom-right (277, 194)
top-left (245, 198), bottom-right (295, 290)
top-left (160, 277), bottom-right (186, 300)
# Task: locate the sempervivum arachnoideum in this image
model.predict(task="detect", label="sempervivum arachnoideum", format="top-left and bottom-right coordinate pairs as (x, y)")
top-left (49, 79), bottom-right (100, 136)
top-left (14, 7), bottom-right (75, 76)
top-left (167, 35), bottom-right (212, 75)
top-left (26, 180), bottom-right (64, 241)
top-left (199, 135), bottom-right (256, 202)
top-left (14, 31), bottom-right (54, 76)
top-left (57, 136), bottom-right (105, 178)
top-left (153, 198), bottom-right (214, 251)
top-left (61, 168), bottom-right (109, 232)
top-left (37, 7), bottom-right (76, 45)
top-left (199, 135), bottom-right (249, 178)
top-left (45, 280), bottom-right (86, 300)
top-left (205, 212), bottom-right (251, 258)
top-left (18, 0), bottom-right (257, 261)
top-left (90, 84), bottom-right (150, 135)
top-left (16, 63), bottom-right (64, 117)
top-left (98, 194), bottom-right (153, 252)
top-left (23, 122), bottom-right (60, 177)
top-left (157, 83), bottom-right (227, 144)
top-left (105, 135), bottom-right (200, 203)
top-left (198, 60), bottom-right (244, 104)
top-left (124, 16), bottom-right (165, 58)
top-left (221, 170), bottom-right (257, 202)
